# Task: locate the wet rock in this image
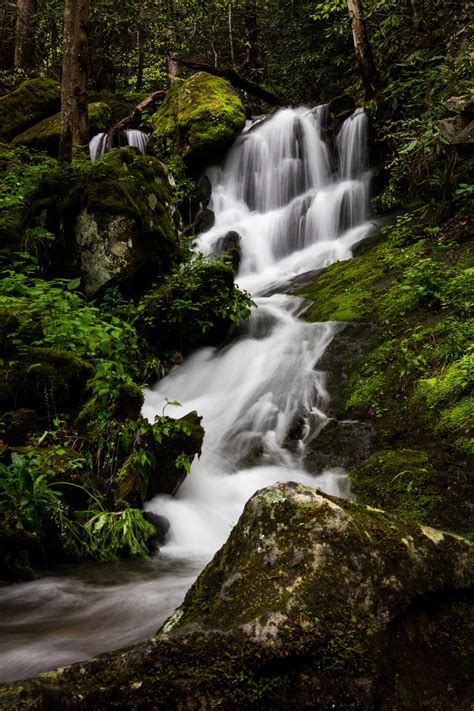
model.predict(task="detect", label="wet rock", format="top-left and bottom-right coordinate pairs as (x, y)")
top-left (193, 207), bottom-right (215, 234)
top-left (195, 174), bottom-right (212, 207)
top-left (4, 484), bottom-right (473, 709)
top-left (214, 230), bottom-right (241, 272)
top-left (316, 322), bottom-right (381, 419)
top-left (142, 512), bottom-right (170, 546)
top-left (145, 411), bottom-right (204, 499)
top-left (0, 77), bottom-right (61, 141)
top-left (304, 417), bottom-right (377, 474)
top-left (149, 72), bottom-right (246, 170)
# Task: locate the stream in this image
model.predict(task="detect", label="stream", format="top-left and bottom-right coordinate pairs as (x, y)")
top-left (0, 106), bottom-right (372, 683)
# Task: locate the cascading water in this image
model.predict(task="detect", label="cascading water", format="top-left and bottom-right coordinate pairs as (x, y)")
top-left (142, 106), bottom-right (371, 559)
top-left (89, 128), bottom-right (149, 160)
top-left (0, 106), bottom-right (372, 682)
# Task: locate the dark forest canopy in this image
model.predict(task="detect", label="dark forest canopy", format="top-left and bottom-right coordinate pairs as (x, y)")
top-left (0, 0), bottom-right (470, 103)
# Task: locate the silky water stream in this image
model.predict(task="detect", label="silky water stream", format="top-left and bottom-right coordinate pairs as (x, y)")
top-left (0, 107), bottom-right (373, 682)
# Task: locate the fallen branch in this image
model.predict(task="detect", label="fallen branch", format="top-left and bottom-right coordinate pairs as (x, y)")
top-left (105, 90), bottom-right (167, 149)
top-left (171, 58), bottom-right (285, 107)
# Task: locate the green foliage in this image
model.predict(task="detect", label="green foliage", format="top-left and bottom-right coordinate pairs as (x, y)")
top-left (80, 508), bottom-right (155, 561)
top-left (0, 452), bottom-right (155, 564)
top-left (141, 257), bottom-right (254, 352)
top-left (0, 452), bottom-right (65, 532)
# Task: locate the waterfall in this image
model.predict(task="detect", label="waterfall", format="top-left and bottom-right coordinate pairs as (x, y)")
top-left (143, 106), bottom-right (372, 559)
top-left (89, 129), bottom-right (149, 160)
top-left (0, 106), bottom-right (372, 683)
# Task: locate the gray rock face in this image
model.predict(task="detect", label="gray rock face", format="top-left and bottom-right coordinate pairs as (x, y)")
top-left (439, 115), bottom-right (474, 145)
top-left (3, 484), bottom-right (473, 710)
top-left (439, 91), bottom-right (474, 146)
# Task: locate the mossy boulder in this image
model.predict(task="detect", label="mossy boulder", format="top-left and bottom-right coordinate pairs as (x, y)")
top-left (0, 77), bottom-right (61, 141)
top-left (0, 348), bottom-right (94, 415)
top-left (140, 259), bottom-right (236, 353)
top-left (2, 484), bottom-right (473, 709)
top-left (149, 72), bottom-right (246, 169)
top-left (55, 147), bottom-right (182, 295)
top-left (12, 102), bottom-right (111, 156)
top-left (144, 410), bottom-right (204, 499)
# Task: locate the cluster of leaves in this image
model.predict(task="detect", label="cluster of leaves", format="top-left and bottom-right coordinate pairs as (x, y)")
top-left (0, 452), bottom-right (155, 563)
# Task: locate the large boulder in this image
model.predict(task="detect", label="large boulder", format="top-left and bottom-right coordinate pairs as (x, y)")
top-left (0, 77), bottom-right (61, 141)
top-left (3, 484), bottom-right (473, 709)
top-left (12, 102), bottom-right (111, 156)
top-left (55, 147), bottom-right (183, 295)
top-left (148, 72), bottom-right (246, 169)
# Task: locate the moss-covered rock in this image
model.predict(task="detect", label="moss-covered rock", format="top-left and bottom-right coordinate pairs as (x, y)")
top-left (0, 77), bottom-right (61, 141)
top-left (0, 347), bottom-right (94, 415)
top-left (140, 259), bottom-right (237, 353)
top-left (149, 72), bottom-right (246, 169)
top-left (144, 410), bottom-right (204, 499)
top-left (11, 102), bottom-right (111, 156)
top-left (54, 147), bottom-right (182, 295)
top-left (298, 212), bottom-right (474, 533)
top-left (350, 449), bottom-right (458, 528)
top-left (2, 484), bottom-right (472, 708)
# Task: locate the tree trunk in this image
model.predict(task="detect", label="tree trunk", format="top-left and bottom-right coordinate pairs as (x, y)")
top-left (136, 5), bottom-right (145, 91)
top-left (346, 0), bottom-right (379, 98)
top-left (0, 2), bottom-right (16, 69)
top-left (166, 0), bottom-right (179, 85)
top-left (14, 0), bottom-right (37, 72)
top-left (58, 0), bottom-right (90, 163)
top-left (243, 0), bottom-right (259, 70)
top-left (228, 5), bottom-right (235, 70)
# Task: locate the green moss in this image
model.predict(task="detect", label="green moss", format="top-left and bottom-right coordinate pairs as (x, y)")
top-left (0, 347), bottom-right (94, 415)
top-left (149, 72), bottom-right (246, 167)
top-left (12, 102), bottom-right (111, 156)
top-left (0, 77), bottom-right (61, 140)
top-left (350, 450), bottom-right (447, 526)
top-left (298, 245), bottom-right (386, 322)
top-left (436, 397), bottom-right (474, 454)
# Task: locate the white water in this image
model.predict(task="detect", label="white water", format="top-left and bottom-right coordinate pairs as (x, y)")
top-left (143, 106), bottom-right (371, 561)
top-left (89, 129), bottom-right (149, 160)
top-left (0, 106), bottom-right (372, 682)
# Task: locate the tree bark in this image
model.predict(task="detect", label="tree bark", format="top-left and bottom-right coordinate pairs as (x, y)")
top-left (172, 57), bottom-right (285, 106)
top-left (243, 0), bottom-right (259, 71)
top-left (346, 0), bottom-right (379, 99)
top-left (14, 0), bottom-right (37, 72)
top-left (228, 5), bottom-right (235, 70)
top-left (59, 0), bottom-right (90, 163)
top-left (136, 2), bottom-right (146, 91)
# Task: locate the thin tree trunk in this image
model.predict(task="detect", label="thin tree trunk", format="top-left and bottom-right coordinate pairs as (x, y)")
top-left (166, 0), bottom-right (180, 85)
top-left (58, 0), bottom-right (90, 163)
top-left (228, 4), bottom-right (235, 70)
top-left (14, 0), bottom-right (37, 71)
top-left (243, 0), bottom-right (259, 70)
top-left (346, 0), bottom-right (379, 98)
top-left (410, 0), bottom-right (421, 29)
top-left (136, 5), bottom-right (145, 91)
top-left (0, 3), bottom-right (16, 69)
